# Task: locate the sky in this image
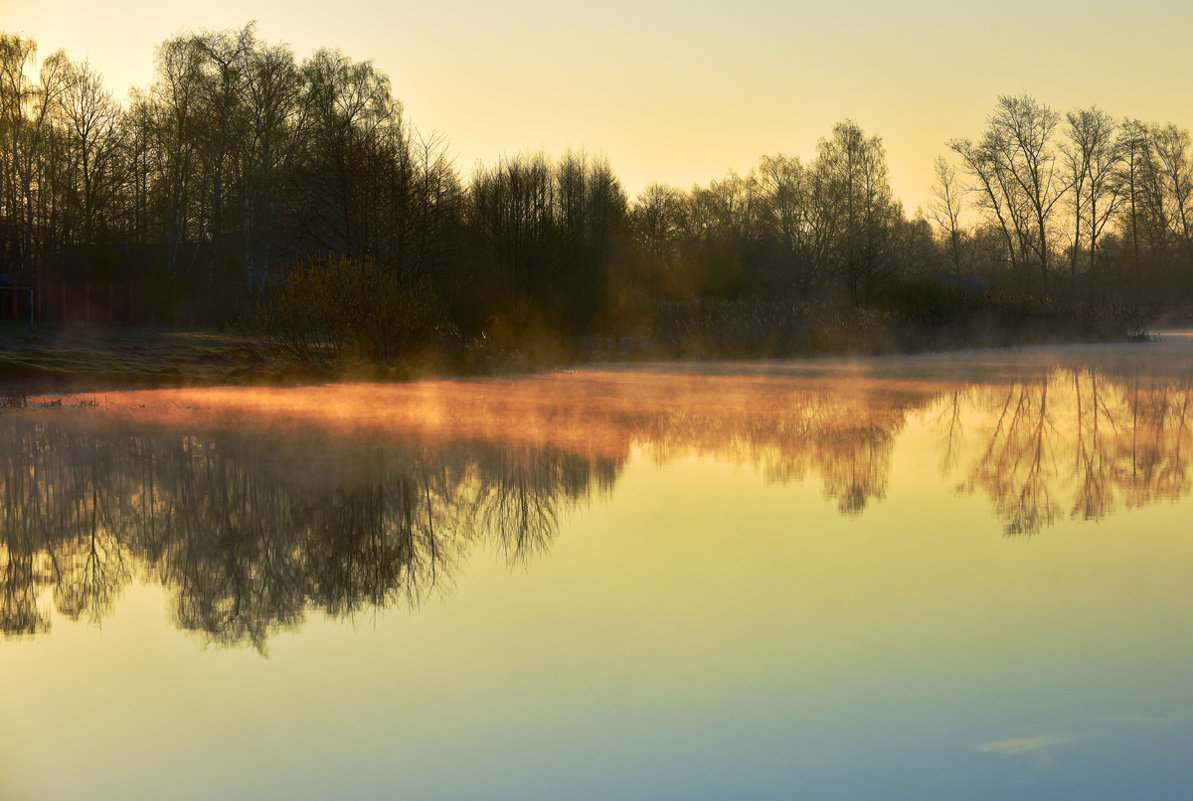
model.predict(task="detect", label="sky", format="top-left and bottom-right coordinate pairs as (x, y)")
top-left (4, 0), bottom-right (1192, 213)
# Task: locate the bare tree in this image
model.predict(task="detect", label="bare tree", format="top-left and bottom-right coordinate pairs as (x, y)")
top-left (467, 151), bottom-right (554, 305)
top-left (0, 34), bottom-right (67, 277)
top-left (1061, 107), bottom-right (1122, 299)
top-left (193, 23), bottom-right (256, 285)
top-left (812, 120), bottom-right (895, 302)
top-left (243, 39), bottom-right (310, 290)
top-left (630, 182), bottom-right (689, 281)
top-left (951, 94), bottom-right (1070, 294)
top-left (150, 31), bottom-right (206, 280)
top-left (1150, 123), bottom-right (1193, 245)
top-left (296, 48), bottom-right (403, 261)
top-left (928, 155), bottom-right (965, 277)
top-left (411, 128), bottom-right (461, 277)
top-left (751, 153), bottom-right (827, 294)
top-left (56, 58), bottom-right (124, 246)
top-left (1115, 119), bottom-right (1169, 300)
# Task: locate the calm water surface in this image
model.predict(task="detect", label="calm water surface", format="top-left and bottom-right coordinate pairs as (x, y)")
top-left (3, 337), bottom-right (1193, 800)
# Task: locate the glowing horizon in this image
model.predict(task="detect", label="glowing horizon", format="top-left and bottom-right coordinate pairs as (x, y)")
top-left (5, 0), bottom-right (1192, 213)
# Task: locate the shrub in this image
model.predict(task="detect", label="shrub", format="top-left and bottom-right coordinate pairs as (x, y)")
top-left (258, 256), bottom-right (445, 367)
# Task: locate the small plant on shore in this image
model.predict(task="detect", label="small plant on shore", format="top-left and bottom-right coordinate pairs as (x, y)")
top-left (1, 388), bottom-right (29, 408)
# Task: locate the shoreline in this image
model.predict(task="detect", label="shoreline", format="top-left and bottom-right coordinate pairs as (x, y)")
top-left (0, 321), bottom-right (1156, 399)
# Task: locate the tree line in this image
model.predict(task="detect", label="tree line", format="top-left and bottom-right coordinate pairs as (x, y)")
top-left (2, 25), bottom-right (1191, 348)
top-left (937, 95), bottom-right (1193, 304)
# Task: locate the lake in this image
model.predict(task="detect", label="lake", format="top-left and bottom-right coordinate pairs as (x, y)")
top-left (3, 336), bottom-right (1192, 800)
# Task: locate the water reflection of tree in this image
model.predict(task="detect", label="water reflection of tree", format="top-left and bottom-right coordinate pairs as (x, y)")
top-left (953, 372), bottom-right (1193, 536)
top-left (931, 390), bottom-right (965, 478)
top-left (1119, 376), bottom-right (1192, 509)
top-left (0, 418), bottom-right (614, 649)
top-left (960, 379), bottom-right (1060, 535)
top-left (1, 545), bottom-right (49, 638)
top-left (5, 363), bottom-right (1193, 644)
top-left (2, 422), bottom-right (131, 636)
top-left (1071, 371), bottom-right (1115, 521)
top-left (815, 424), bottom-right (894, 515)
top-left (635, 393), bottom-right (905, 515)
top-left (470, 446), bottom-right (616, 566)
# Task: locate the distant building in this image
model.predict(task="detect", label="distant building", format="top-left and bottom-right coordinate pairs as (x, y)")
top-left (937, 273), bottom-right (984, 293)
top-left (1, 273), bottom-right (32, 323)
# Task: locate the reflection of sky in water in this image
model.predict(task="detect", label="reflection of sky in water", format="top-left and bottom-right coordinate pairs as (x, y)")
top-left (2, 339), bottom-right (1192, 800)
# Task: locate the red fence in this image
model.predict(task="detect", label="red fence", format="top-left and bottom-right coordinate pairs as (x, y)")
top-left (1, 284), bottom-right (34, 324)
top-left (0, 280), bottom-right (134, 324)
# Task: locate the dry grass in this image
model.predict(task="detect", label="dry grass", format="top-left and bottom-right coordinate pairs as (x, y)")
top-left (0, 323), bottom-right (260, 391)
top-left (1, 387), bottom-right (28, 408)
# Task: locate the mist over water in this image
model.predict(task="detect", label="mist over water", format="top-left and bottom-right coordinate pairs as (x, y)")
top-left (3, 337), bottom-right (1192, 800)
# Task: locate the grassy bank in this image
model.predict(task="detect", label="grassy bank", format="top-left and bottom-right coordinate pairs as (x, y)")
top-left (0, 324), bottom-right (260, 393)
top-left (0, 294), bottom-right (1154, 395)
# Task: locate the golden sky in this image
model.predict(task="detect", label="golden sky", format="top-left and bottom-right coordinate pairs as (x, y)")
top-left (5, 0), bottom-right (1192, 212)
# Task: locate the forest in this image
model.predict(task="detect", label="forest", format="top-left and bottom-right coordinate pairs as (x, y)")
top-left (2, 24), bottom-right (1191, 369)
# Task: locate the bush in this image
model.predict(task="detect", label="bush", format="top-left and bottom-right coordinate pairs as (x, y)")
top-left (870, 277), bottom-right (983, 328)
top-left (258, 256), bottom-right (445, 367)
